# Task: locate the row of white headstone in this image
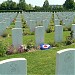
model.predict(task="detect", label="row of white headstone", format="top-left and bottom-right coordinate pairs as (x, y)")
top-left (12, 26), bottom-right (45, 48)
top-left (0, 13), bottom-right (17, 35)
top-left (12, 23), bottom-right (75, 48)
top-left (23, 12), bottom-right (75, 33)
top-left (0, 48), bottom-right (75, 75)
top-left (55, 24), bottom-right (75, 42)
top-left (54, 12), bottom-right (75, 27)
top-left (23, 12), bottom-right (52, 32)
top-left (12, 13), bottom-right (23, 48)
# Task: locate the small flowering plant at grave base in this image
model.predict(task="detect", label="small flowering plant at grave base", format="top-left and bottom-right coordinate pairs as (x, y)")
top-left (1, 32), bottom-right (8, 38)
top-left (17, 45), bottom-right (28, 53)
top-left (6, 44), bottom-right (28, 55)
top-left (6, 45), bottom-right (15, 55)
top-left (26, 39), bottom-right (35, 50)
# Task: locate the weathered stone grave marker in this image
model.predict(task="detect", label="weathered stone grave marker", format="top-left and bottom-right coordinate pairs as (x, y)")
top-left (71, 24), bottom-right (75, 39)
top-left (12, 28), bottom-right (23, 48)
top-left (35, 26), bottom-right (45, 46)
top-left (55, 25), bottom-right (63, 42)
top-left (0, 58), bottom-right (27, 75)
top-left (56, 48), bottom-right (75, 75)
top-left (15, 21), bottom-right (22, 28)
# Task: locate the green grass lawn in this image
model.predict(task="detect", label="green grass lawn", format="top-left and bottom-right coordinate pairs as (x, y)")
top-left (0, 43), bottom-right (75, 75)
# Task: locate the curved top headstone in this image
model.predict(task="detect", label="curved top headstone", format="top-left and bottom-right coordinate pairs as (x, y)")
top-left (56, 48), bottom-right (75, 75)
top-left (0, 58), bottom-right (27, 75)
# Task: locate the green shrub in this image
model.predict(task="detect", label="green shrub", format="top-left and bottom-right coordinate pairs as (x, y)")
top-left (63, 27), bottom-right (71, 31)
top-left (22, 24), bottom-right (28, 28)
top-left (60, 20), bottom-right (62, 25)
top-left (65, 36), bottom-right (72, 45)
top-left (63, 27), bottom-right (68, 31)
top-left (1, 32), bottom-right (8, 37)
top-left (23, 31), bottom-right (30, 35)
top-left (27, 40), bottom-right (35, 49)
top-left (48, 42), bottom-right (60, 47)
top-left (0, 41), bottom-right (7, 56)
top-left (67, 27), bottom-right (71, 31)
top-left (30, 32), bottom-right (35, 35)
top-left (46, 27), bottom-right (52, 33)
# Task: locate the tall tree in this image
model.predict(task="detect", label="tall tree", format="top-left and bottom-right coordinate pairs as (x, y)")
top-left (25, 4), bottom-right (33, 10)
top-left (43, 0), bottom-right (50, 11)
top-left (18, 0), bottom-right (26, 10)
top-left (1, 1), bottom-right (17, 10)
top-left (1, 1), bottom-right (7, 10)
top-left (63, 0), bottom-right (74, 10)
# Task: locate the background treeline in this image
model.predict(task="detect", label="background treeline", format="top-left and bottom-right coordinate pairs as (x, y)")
top-left (0, 0), bottom-right (75, 12)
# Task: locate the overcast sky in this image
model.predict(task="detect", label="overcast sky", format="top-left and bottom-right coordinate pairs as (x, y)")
top-left (0, 0), bottom-right (75, 7)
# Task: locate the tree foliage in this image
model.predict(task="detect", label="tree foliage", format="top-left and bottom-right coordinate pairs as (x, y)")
top-left (18, 0), bottom-right (26, 10)
top-left (43, 0), bottom-right (50, 11)
top-left (63, 0), bottom-right (74, 10)
top-left (1, 1), bottom-right (17, 10)
top-left (0, 0), bottom-right (75, 11)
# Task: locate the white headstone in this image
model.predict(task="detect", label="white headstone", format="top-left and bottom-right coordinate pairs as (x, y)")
top-left (5, 18), bottom-right (10, 27)
top-left (54, 19), bottom-right (60, 25)
top-left (72, 24), bottom-right (75, 32)
top-left (12, 28), bottom-right (23, 48)
top-left (36, 17), bottom-right (42, 26)
top-left (16, 18), bottom-right (21, 22)
top-left (35, 26), bottom-right (45, 46)
top-left (55, 25), bottom-right (63, 42)
top-left (0, 22), bottom-right (6, 35)
top-left (0, 58), bottom-right (27, 75)
top-left (56, 48), bottom-right (75, 75)
top-left (43, 19), bottom-right (49, 31)
top-left (71, 24), bottom-right (75, 39)
top-left (15, 21), bottom-right (22, 28)
top-left (29, 20), bottom-right (36, 32)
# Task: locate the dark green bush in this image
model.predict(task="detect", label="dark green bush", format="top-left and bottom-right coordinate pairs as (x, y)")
top-left (65, 36), bottom-right (72, 45)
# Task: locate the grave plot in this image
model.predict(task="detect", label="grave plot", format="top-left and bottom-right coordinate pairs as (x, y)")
top-left (12, 28), bottom-right (23, 48)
